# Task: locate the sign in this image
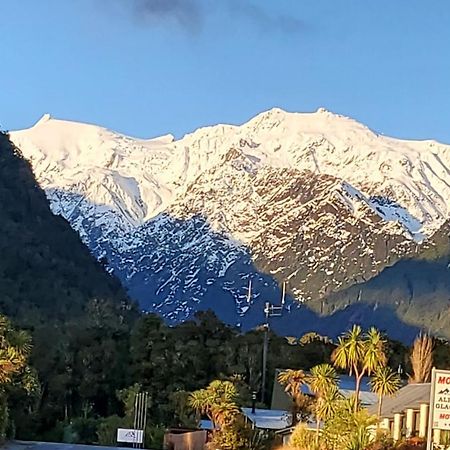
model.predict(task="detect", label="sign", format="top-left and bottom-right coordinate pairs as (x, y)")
top-left (431, 369), bottom-right (450, 430)
top-left (117, 428), bottom-right (144, 444)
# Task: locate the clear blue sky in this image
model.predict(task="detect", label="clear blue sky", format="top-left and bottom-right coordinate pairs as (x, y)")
top-left (2, 0), bottom-right (450, 142)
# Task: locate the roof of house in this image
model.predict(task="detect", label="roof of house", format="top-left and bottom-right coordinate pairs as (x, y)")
top-left (272, 369), bottom-right (378, 410)
top-left (199, 419), bottom-right (214, 430)
top-left (300, 374), bottom-right (377, 405)
top-left (241, 408), bottom-right (291, 430)
top-left (367, 383), bottom-right (430, 418)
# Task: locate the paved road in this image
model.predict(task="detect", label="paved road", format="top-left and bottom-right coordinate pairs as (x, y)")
top-left (6, 442), bottom-right (137, 450)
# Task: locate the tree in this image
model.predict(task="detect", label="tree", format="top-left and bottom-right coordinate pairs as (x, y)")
top-left (0, 315), bottom-right (33, 441)
top-left (189, 380), bottom-right (248, 450)
top-left (288, 396), bottom-right (376, 450)
top-left (370, 366), bottom-right (401, 427)
top-left (321, 397), bottom-right (377, 450)
top-left (332, 325), bottom-right (387, 411)
top-left (289, 422), bottom-right (317, 450)
top-left (307, 363), bottom-right (339, 439)
top-left (410, 333), bottom-right (434, 383)
top-left (188, 380), bottom-right (239, 429)
top-left (277, 369), bottom-right (307, 425)
top-left (0, 133), bottom-right (134, 438)
top-left (315, 385), bottom-right (341, 425)
top-left (0, 316), bottom-right (31, 384)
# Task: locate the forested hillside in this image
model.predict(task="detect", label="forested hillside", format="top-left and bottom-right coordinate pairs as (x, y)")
top-left (0, 132), bottom-right (135, 438)
top-left (320, 220), bottom-right (450, 338)
top-left (0, 131), bottom-right (129, 321)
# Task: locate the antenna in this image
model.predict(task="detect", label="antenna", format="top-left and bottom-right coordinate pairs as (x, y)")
top-left (246, 279), bottom-right (252, 304)
top-left (265, 281), bottom-right (286, 317)
top-left (281, 281), bottom-right (286, 306)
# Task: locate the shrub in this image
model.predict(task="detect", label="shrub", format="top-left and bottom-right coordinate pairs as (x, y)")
top-left (97, 415), bottom-right (124, 446)
top-left (290, 423), bottom-right (317, 450)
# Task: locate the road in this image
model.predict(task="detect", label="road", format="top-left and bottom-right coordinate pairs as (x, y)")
top-left (6, 442), bottom-right (137, 450)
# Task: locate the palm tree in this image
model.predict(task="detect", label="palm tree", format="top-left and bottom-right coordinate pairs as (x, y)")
top-left (188, 380), bottom-right (242, 450)
top-left (188, 380), bottom-right (239, 429)
top-left (308, 364), bottom-right (338, 398)
top-left (211, 401), bottom-right (240, 428)
top-left (370, 366), bottom-right (401, 427)
top-left (278, 369), bottom-right (307, 425)
top-left (410, 333), bottom-right (434, 383)
top-left (364, 328), bottom-right (387, 374)
top-left (315, 384), bottom-right (341, 421)
top-left (189, 389), bottom-right (213, 422)
top-left (315, 385), bottom-right (342, 444)
top-left (332, 325), bottom-right (387, 411)
top-left (307, 364), bottom-right (339, 439)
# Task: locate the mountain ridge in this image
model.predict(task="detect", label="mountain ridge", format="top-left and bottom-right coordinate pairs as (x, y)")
top-left (10, 109), bottom-right (450, 340)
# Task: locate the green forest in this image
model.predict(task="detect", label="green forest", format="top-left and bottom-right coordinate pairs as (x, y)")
top-left (1, 131), bottom-right (450, 449)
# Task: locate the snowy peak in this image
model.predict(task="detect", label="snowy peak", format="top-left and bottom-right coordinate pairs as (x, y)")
top-left (11, 109), bottom-right (450, 238)
top-left (34, 113), bottom-right (52, 126)
top-left (9, 109), bottom-right (450, 329)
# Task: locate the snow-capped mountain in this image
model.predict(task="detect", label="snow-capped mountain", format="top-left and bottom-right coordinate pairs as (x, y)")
top-left (10, 108), bottom-right (450, 339)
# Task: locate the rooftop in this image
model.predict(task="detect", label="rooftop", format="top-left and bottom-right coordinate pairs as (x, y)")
top-left (272, 369), bottom-right (378, 410)
top-left (367, 383), bottom-right (430, 418)
top-left (241, 408), bottom-right (291, 430)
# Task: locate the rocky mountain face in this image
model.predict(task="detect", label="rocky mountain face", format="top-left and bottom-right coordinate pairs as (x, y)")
top-left (10, 108), bottom-right (450, 341)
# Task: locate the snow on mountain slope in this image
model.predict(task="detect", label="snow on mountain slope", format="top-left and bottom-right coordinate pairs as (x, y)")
top-left (13, 109), bottom-right (450, 236)
top-left (10, 108), bottom-right (450, 329)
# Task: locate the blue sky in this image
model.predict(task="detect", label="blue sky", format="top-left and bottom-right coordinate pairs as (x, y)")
top-left (2, 0), bottom-right (450, 142)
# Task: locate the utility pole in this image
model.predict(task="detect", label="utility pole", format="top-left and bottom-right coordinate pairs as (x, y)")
top-left (260, 281), bottom-right (286, 404)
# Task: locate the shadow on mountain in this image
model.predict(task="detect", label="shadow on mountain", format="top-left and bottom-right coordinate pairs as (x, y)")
top-left (45, 186), bottom-right (429, 342)
top-left (323, 253), bottom-right (450, 342)
top-left (0, 133), bottom-right (129, 325)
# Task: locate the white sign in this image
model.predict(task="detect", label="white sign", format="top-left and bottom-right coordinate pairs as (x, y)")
top-left (431, 369), bottom-right (450, 430)
top-left (117, 428), bottom-right (144, 444)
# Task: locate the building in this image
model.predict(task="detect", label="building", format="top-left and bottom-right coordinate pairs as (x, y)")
top-left (199, 408), bottom-right (291, 432)
top-left (241, 407), bottom-right (291, 430)
top-left (164, 428), bottom-right (208, 450)
top-left (275, 421), bottom-right (321, 445)
top-left (367, 383), bottom-right (433, 441)
top-left (271, 369), bottom-right (377, 410)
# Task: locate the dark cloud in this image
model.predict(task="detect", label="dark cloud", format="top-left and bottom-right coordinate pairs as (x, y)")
top-left (110, 0), bottom-right (303, 35)
top-left (115, 0), bottom-right (203, 30)
top-left (226, 0), bottom-right (304, 35)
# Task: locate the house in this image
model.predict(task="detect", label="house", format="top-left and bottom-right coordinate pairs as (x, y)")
top-left (198, 409), bottom-right (291, 432)
top-left (275, 421), bottom-right (322, 445)
top-left (163, 428), bottom-right (208, 450)
top-left (241, 407), bottom-right (292, 430)
top-left (367, 383), bottom-right (435, 442)
top-left (271, 369), bottom-right (377, 410)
